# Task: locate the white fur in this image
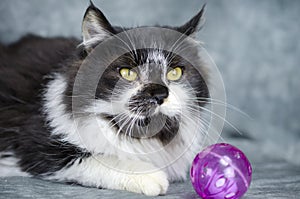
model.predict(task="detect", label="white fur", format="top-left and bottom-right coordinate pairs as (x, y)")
top-left (136, 50), bottom-right (168, 83)
top-left (48, 155), bottom-right (168, 196)
top-left (43, 74), bottom-right (81, 146)
top-left (146, 50), bottom-right (168, 67)
top-left (0, 152), bottom-right (29, 177)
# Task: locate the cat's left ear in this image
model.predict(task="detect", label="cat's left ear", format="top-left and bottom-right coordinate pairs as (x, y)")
top-left (81, 2), bottom-right (115, 48)
top-left (176, 4), bottom-right (206, 37)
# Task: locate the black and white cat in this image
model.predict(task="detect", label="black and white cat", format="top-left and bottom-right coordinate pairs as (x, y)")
top-left (0, 2), bottom-right (210, 196)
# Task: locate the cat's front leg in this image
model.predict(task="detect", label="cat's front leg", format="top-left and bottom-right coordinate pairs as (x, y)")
top-left (49, 155), bottom-right (169, 196)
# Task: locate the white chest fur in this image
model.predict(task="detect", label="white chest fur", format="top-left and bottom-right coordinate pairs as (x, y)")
top-left (44, 74), bottom-right (205, 181)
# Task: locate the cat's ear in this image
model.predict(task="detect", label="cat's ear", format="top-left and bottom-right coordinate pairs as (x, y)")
top-left (177, 4), bottom-right (206, 37)
top-left (81, 1), bottom-right (115, 48)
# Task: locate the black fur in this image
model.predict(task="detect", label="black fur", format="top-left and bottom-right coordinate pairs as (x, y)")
top-left (85, 3), bottom-right (116, 35)
top-left (176, 4), bottom-right (206, 35)
top-left (0, 35), bottom-right (90, 176)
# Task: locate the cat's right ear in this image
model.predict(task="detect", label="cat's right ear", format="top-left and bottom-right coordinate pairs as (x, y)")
top-left (81, 1), bottom-right (115, 48)
top-left (176, 4), bottom-right (206, 37)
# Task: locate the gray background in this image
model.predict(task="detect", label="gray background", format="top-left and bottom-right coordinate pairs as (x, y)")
top-left (0, 0), bottom-right (300, 198)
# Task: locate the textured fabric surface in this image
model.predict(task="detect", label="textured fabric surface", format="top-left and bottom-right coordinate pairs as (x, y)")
top-left (0, 0), bottom-right (300, 198)
top-left (1, 160), bottom-right (300, 199)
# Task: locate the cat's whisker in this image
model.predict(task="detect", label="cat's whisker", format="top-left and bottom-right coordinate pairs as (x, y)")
top-left (110, 31), bottom-right (138, 63)
top-left (185, 111), bottom-right (217, 137)
top-left (107, 112), bottom-right (128, 130)
top-left (125, 110), bottom-right (142, 143)
top-left (123, 110), bottom-right (141, 140)
top-left (107, 43), bottom-right (138, 65)
top-left (135, 110), bottom-right (145, 137)
top-left (186, 97), bottom-right (251, 118)
top-left (180, 110), bottom-right (225, 143)
top-left (120, 26), bottom-right (139, 63)
top-left (171, 44), bottom-right (197, 61)
top-left (115, 112), bottom-right (135, 138)
top-left (186, 104), bottom-right (243, 136)
top-left (165, 26), bottom-right (195, 62)
top-left (180, 113), bottom-right (207, 137)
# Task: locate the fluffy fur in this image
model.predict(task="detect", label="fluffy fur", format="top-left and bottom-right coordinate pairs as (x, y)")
top-left (0, 2), bottom-right (210, 196)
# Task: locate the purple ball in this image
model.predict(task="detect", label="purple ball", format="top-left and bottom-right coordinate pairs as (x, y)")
top-left (190, 143), bottom-right (252, 199)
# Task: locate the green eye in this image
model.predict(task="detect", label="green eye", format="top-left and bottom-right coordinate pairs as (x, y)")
top-left (120, 68), bottom-right (138, 81)
top-left (167, 67), bottom-right (183, 81)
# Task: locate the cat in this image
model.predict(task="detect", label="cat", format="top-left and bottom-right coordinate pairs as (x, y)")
top-left (0, 2), bottom-right (210, 196)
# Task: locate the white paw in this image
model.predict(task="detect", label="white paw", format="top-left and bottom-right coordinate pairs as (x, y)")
top-left (126, 170), bottom-right (169, 196)
top-left (121, 163), bottom-right (169, 196)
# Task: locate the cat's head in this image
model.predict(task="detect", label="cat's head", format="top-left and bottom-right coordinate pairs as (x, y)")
top-left (67, 2), bottom-right (209, 145)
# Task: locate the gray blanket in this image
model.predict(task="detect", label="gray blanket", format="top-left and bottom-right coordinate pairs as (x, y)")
top-left (1, 159), bottom-right (300, 198)
top-left (1, 124), bottom-right (300, 198)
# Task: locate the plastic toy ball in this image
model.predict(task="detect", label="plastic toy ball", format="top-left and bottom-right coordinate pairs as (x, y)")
top-left (190, 143), bottom-right (252, 199)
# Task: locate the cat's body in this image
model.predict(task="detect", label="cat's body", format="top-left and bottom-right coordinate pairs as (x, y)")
top-left (0, 3), bottom-right (209, 196)
top-left (0, 35), bottom-right (86, 176)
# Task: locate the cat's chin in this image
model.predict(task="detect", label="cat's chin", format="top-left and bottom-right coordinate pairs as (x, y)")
top-left (135, 117), bottom-right (151, 127)
top-left (102, 112), bottom-right (176, 139)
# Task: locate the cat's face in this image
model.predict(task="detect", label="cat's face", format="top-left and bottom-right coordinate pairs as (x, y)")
top-left (69, 4), bottom-right (209, 145)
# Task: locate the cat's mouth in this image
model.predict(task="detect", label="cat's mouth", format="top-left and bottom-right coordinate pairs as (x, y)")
top-left (127, 101), bottom-right (159, 117)
top-left (135, 117), bottom-right (151, 127)
top-left (101, 112), bottom-right (179, 141)
top-left (102, 114), bottom-right (153, 128)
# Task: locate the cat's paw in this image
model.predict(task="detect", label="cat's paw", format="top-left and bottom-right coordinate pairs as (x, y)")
top-left (126, 170), bottom-right (169, 196)
top-left (140, 170), bottom-right (169, 196)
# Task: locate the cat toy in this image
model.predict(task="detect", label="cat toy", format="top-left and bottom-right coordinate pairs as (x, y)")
top-left (190, 143), bottom-right (252, 199)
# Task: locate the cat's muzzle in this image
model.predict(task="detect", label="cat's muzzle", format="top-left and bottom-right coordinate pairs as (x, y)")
top-left (128, 83), bottom-right (169, 116)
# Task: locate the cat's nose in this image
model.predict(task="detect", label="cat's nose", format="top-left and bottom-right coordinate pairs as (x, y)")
top-left (143, 83), bottom-right (169, 105)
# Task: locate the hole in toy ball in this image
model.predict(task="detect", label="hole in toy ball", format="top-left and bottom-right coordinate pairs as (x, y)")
top-left (248, 165), bottom-right (252, 173)
top-left (215, 178), bottom-right (226, 188)
top-left (224, 167), bottom-right (235, 178)
top-left (220, 156), bottom-right (231, 166)
top-left (225, 192), bottom-right (236, 198)
top-left (204, 162), bottom-right (209, 167)
top-left (203, 167), bottom-right (212, 176)
top-left (234, 152), bottom-right (241, 159)
top-left (191, 166), bottom-right (194, 175)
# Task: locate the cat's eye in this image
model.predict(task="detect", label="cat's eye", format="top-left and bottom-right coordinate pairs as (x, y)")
top-left (119, 68), bottom-right (138, 81)
top-left (167, 67), bottom-right (183, 81)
